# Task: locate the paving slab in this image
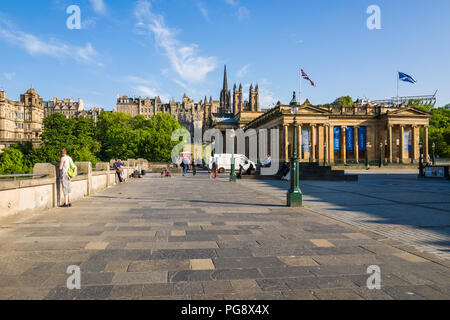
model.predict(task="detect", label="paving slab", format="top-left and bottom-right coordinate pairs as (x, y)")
top-left (0, 173), bottom-right (449, 300)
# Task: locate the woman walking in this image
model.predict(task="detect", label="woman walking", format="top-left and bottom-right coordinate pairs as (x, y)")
top-left (59, 149), bottom-right (73, 207)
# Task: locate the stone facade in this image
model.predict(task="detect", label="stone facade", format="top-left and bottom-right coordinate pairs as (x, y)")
top-left (244, 99), bottom-right (431, 165)
top-left (0, 87), bottom-right (44, 151)
top-left (43, 97), bottom-right (85, 118)
top-left (116, 65), bottom-right (260, 137)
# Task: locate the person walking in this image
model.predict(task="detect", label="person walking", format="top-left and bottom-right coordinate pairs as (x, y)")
top-left (212, 160), bottom-right (218, 179)
top-left (181, 158), bottom-right (188, 176)
top-left (59, 149), bottom-right (73, 208)
top-left (113, 158), bottom-right (124, 183)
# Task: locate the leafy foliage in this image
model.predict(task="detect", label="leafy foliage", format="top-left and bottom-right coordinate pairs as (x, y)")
top-left (0, 112), bottom-right (184, 174)
top-left (0, 148), bottom-right (28, 174)
top-left (428, 107), bottom-right (450, 158)
top-left (332, 96), bottom-right (356, 108)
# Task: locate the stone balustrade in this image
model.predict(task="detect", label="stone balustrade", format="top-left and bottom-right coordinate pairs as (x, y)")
top-left (0, 159), bottom-right (140, 219)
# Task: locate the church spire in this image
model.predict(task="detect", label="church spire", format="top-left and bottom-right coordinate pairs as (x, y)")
top-left (223, 65), bottom-right (228, 91)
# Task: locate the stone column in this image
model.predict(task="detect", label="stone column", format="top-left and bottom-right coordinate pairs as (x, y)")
top-left (424, 125), bottom-right (429, 163)
top-left (318, 125), bottom-right (324, 164)
top-left (400, 125), bottom-right (405, 163)
top-left (342, 126), bottom-right (347, 164)
top-left (354, 126), bottom-right (359, 164)
top-left (284, 125), bottom-right (289, 162)
top-left (311, 125), bottom-right (317, 162)
top-left (388, 125), bottom-right (393, 163)
top-left (412, 125), bottom-right (419, 163)
top-left (328, 125), bottom-right (334, 164)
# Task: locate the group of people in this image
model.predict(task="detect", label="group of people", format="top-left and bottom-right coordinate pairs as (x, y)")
top-left (113, 158), bottom-right (126, 183)
top-left (180, 158), bottom-right (197, 176)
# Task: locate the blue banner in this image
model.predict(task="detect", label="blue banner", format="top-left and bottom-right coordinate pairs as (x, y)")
top-left (346, 127), bottom-right (354, 151)
top-left (359, 127), bottom-right (366, 151)
top-left (404, 131), bottom-right (412, 153)
top-left (302, 130), bottom-right (310, 153)
top-left (334, 127), bottom-right (341, 151)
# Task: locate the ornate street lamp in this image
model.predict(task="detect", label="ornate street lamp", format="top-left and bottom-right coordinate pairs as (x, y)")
top-left (432, 142), bottom-right (436, 165)
top-left (211, 137), bottom-right (216, 158)
top-left (287, 92), bottom-right (302, 207)
top-left (229, 130), bottom-right (237, 182)
top-left (323, 141), bottom-right (328, 167)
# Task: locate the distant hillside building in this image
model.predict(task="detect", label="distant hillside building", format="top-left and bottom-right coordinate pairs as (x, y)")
top-left (43, 97), bottom-right (85, 118)
top-left (116, 65), bottom-right (261, 137)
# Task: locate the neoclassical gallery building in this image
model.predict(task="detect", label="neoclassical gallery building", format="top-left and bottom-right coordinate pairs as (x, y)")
top-left (239, 99), bottom-right (431, 165)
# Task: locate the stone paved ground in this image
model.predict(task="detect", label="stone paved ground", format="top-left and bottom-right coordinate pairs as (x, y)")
top-left (241, 170), bottom-right (450, 261)
top-left (0, 172), bottom-right (449, 300)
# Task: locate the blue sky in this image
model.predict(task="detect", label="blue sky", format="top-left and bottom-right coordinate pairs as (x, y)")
top-left (0, 0), bottom-right (449, 110)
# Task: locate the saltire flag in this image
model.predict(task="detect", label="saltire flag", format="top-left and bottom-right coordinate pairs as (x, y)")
top-left (301, 69), bottom-right (316, 87)
top-left (399, 72), bottom-right (417, 84)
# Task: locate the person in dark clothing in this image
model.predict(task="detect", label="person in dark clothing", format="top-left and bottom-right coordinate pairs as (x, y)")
top-left (246, 163), bottom-right (255, 176)
top-left (237, 164), bottom-right (244, 179)
top-left (281, 162), bottom-right (290, 181)
top-left (113, 158), bottom-right (124, 183)
top-left (192, 160), bottom-right (197, 176)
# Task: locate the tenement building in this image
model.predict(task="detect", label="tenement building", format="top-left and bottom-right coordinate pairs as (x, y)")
top-left (43, 97), bottom-right (85, 118)
top-left (43, 97), bottom-right (104, 122)
top-left (0, 87), bottom-right (44, 151)
top-left (243, 97), bottom-right (431, 165)
top-left (116, 65), bottom-right (263, 137)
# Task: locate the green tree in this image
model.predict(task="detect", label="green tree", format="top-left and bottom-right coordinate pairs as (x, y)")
top-left (332, 96), bottom-right (355, 108)
top-left (0, 148), bottom-right (27, 175)
top-left (428, 107), bottom-right (450, 158)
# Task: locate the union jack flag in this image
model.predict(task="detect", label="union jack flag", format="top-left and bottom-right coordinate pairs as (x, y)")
top-left (301, 69), bottom-right (316, 87)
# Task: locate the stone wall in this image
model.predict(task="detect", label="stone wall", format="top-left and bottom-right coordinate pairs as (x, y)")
top-left (0, 159), bottom-right (139, 219)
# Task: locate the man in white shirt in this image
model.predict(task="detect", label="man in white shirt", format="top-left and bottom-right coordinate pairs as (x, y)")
top-left (263, 154), bottom-right (272, 167)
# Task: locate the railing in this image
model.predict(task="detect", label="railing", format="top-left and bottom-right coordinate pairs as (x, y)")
top-left (0, 173), bottom-right (48, 181)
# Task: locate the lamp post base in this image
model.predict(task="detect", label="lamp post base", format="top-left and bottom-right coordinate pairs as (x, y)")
top-left (287, 189), bottom-right (303, 207)
top-left (230, 163), bottom-right (237, 182)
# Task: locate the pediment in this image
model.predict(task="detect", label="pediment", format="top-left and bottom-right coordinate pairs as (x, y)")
top-left (388, 107), bottom-right (431, 117)
top-left (297, 105), bottom-right (330, 114)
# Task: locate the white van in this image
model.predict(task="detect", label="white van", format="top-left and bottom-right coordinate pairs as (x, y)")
top-left (209, 154), bottom-right (256, 173)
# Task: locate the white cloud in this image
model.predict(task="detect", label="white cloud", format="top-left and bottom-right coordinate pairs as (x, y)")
top-left (133, 85), bottom-right (170, 102)
top-left (134, 0), bottom-right (217, 83)
top-left (0, 19), bottom-right (101, 66)
top-left (225, 0), bottom-right (239, 6)
top-left (3, 72), bottom-right (15, 80)
top-left (259, 88), bottom-right (277, 108)
top-left (237, 6), bottom-right (250, 21)
top-left (197, 2), bottom-right (210, 22)
top-left (237, 64), bottom-right (250, 78)
top-left (126, 75), bottom-right (170, 102)
top-left (89, 0), bottom-right (107, 15)
top-left (224, 0), bottom-right (250, 21)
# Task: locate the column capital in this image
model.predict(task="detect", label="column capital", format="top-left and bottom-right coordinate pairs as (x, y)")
top-left (424, 125), bottom-right (430, 129)
top-left (341, 126), bottom-right (347, 130)
top-left (388, 124), bottom-right (394, 129)
top-left (311, 124), bottom-right (317, 128)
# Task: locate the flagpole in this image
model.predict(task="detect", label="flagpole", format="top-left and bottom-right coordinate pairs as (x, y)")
top-left (299, 67), bottom-right (302, 105)
top-left (396, 70), bottom-right (399, 107)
